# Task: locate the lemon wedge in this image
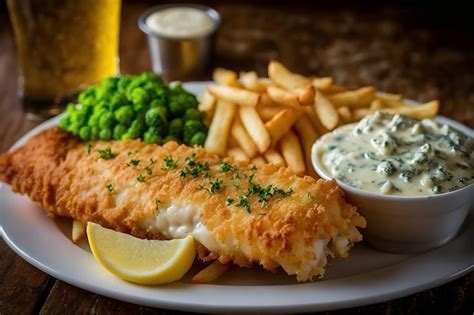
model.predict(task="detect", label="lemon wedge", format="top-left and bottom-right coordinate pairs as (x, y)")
top-left (87, 222), bottom-right (196, 285)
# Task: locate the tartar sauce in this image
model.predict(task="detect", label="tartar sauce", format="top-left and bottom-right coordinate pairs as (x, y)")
top-left (315, 112), bottom-right (474, 196)
top-left (146, 7), bottom-right (215, 38)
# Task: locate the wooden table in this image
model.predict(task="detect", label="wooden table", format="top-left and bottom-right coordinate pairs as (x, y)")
top-left (1, 2), bottom-right (473, 314)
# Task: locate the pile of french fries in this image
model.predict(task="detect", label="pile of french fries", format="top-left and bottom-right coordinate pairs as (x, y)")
top-left (201, 61), bottom-right (439, 177)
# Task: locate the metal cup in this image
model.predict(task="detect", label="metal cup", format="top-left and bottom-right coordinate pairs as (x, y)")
top-left (138, 4), bottom-right (221, 81)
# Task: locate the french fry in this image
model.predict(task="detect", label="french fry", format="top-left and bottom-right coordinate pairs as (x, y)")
top-left (204, 100), bottom-right (236, 155)
top-left (327, 86), bottom-right (375, 108)
top-left (296, 85), bottom-right (316, 106)
top-left (268, 60), bottom-right (312, 89)
top-left (263, 148), bottom-right (286, 166)
top-left (228, 134), bottom-right (239, 148)
top-left (370, 99), bottom-right (384, 111)
top-left (258, 78), bottom-right (274, 89)
top-left (294, 116), bottom-right (319, 178)
top-left (72, 220), bottom-right (86, 243)
top-left (337, 106), bottom-right (352, 123)
top-left (199, 90), bottom-right (216, 126)
top-left (258, 93), bottom-right (279, 107)
top-left (239, 107), bottom-right (271, 153)
top-left (213, 68), bottom-right (238, 86)
top-left (198, 89), bottom-right (216, 112)
top-left (267, 86), bottom-right (304, 111)
top-left (313, 77), bottom-right (333, 91)
top-left (208, 85), bottom-right (260, 107)
top-left (314, 91), bottom-right (340, 130)
top-left (239, 71), bottom-right (263, 92)
top-left (231, 117), bottom-right (259, 158)
top-left (265, 108), bottom-right (300, 146)
top-left (251, 156), bottom-right (267, 167)
top-left (257, 106), bottom-right (284, 121)
top-left (376, 92), bottom-right (402, 103)
top-left (192, 261), bottom-right (230, 283)
top-left (382, 100), bottom-right (439, 120)
top-left (352, 108), bottom-right (373, 121)
top-left (303, 106), bottom-right (330, 135)
top-left (202, 107), bottom-right (215, 127)
top-left (280, 131), bottom-right (306, 176)
top-left (318, 84), bottom-right (348, 94)
top-left (227, 147), bottom-right (249, 161)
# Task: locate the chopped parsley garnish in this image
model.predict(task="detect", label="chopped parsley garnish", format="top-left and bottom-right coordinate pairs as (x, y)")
top-left (237, 195), bottom-right (251, 213)
top-left (136, 174), bottom-right (146, 182)
top-left (250, 165), bottom-right (257, 171)
top-left (162, 155), bottom-right (178, 170)
top-left (149, 158), bottom-right (157, 165)
top-left (220, 161), bottom-right (237, 172)
top-left (105, 183), bottom-right (114, 192)
top-left (97, 147), bottom-right (117, 160)
top-left (180, 161), bottom-right (209, 178)
top-left (127, 159), bottom-right (140, 166)
top-left (144, 166), bottom-right (153, 176)
top-left (226, 198), bottom-right (234, 206)
top-left (229, 175), bottom-right (293, 212)
top-left (185, 153), bottom-right (197, 166)
top-left (197, 177), bottom-right (224, 194)
top-left (231, 173), bottom-right (241, 180)
top-left (85, 143), bottom-right (92, 155)
top-left (209, 178), bottom-right (223, 193)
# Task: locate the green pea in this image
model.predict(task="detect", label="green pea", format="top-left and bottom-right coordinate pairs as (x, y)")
top-left (190, 132), bottom-right (206, 146)
top-left (129, 87), bottom-right (150, 105)
top-left (69, 122), bottom-right (81, 135)
top-left (127, 120), bottom-right (142, 139)
top-left (163, 135), bottom-right (178, 143)
top-left (150, 98), bottom-right (163, 108)
top-left (99, 128), bottom-right (112, 140)
top-left (114, 105), bottom-right (134, 126)
top-left (113, 124), bottom-right (127, 140)
top-left (59, 116), bottom-right (71, 130)
top-left (184, 108), bottom-right (202, 122)
top-left (145, 107), bottom-right (168, 127)
top-left (144, 130), bottom-right (163, 144)
top-left (71, 110), bottom-right (87, 126)
top-left (90, 126), bottom-right (100, 140)
top-left (169, 118), bottom-right (184, 139)
top-left (79, 126), bottom-right (91, 141)
top-left (99, 112), bottom-right (114, 129)
top-left (121, 133), bottom-right (133, 141)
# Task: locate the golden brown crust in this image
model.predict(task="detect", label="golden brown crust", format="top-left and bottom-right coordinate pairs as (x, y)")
top-left (0, 127), bottom-right (365, 281)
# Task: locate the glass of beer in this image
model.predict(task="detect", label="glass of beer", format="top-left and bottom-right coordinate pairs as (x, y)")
top-left (7, 0), bottom-right (121, 118)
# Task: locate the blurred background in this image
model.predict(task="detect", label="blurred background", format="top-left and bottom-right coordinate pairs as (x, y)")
top-left (0, 0), bottom-right (473, 127)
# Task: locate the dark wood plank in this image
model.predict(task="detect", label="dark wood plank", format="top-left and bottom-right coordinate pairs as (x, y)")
top-left (39, 281), bottom-right (186, 315)
top-left (0, 239), bottom-right (55, 315)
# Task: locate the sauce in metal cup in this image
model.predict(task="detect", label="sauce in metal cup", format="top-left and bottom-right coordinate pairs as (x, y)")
top-left (138, 4), bottom-right (221, 81)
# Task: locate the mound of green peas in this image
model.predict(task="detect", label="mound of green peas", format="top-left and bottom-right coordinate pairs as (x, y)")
top-left (59, 72), bottom-right (208, 146)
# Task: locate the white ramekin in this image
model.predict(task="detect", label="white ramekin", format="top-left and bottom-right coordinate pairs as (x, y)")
top-left (311, 116), bottom-right (474, 253)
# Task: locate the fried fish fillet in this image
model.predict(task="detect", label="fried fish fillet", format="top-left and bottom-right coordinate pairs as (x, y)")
top-left (0, 127), bottom-right (366, 281)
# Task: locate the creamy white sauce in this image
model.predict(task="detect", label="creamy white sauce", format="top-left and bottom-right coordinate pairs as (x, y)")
top-left (316, 112), bottom-right (474, 196)
top-left (146, 7), bottom-right (215, 38)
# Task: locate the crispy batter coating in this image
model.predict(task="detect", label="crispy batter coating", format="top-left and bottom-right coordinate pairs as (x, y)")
top-left (0, 127), bottom-right (366, 281)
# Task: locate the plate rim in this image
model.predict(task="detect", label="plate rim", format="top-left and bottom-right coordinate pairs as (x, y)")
top-left (1, 81), bottom-right (473, 313)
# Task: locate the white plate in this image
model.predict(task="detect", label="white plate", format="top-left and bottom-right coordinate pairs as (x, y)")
top-left (0, 82), bottom-right (473, 313)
